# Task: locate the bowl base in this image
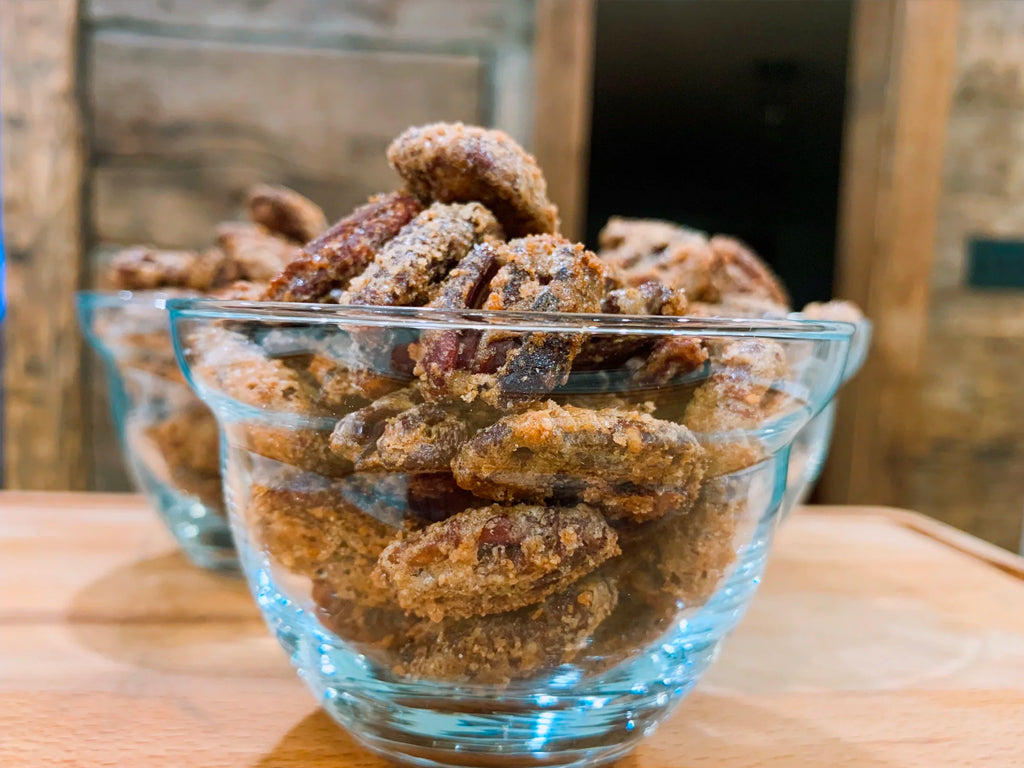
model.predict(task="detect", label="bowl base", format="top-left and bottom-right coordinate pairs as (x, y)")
top-left (350, 729), bottom-right (642, 768)
top-left (132, 461), bottom-right (239, 574)
top-left (246, 554), bottom-right (766, 768)
top-left (237, 503), bottom-right (777, 768)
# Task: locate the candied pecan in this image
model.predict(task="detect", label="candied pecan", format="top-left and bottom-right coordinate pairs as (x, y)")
top-left (708, 235), bottom-right (789, 307)
top-left (597, 217), bottom-right (717, 299)
top-left (598, 218), bottom-right (790, 308)
top-left (373, 402), bottom-right (475, 473)
top-left (330, 387), bottom-right (423, 467)
top-left (215, 222), bottom-right (300, 282)
top-left (263, 192), bottom-right (422, 302)
top-left (373, 503), bottom-right (619, 622)
top-left (453, 401), bottom-right (707, 523)
top-left (801, 299), bottom-right (864, 323)
top-left (414, 242), bottom-right (502, 398)
top-left (248, 474), bottom-right (399, 577)
top-left (335, 393), bottom-right (479, 479)
top-left (332, 389), bottom-right (490, 473)
top-left (246, 184), bottom-right (327, 243)
top-left (189, 327), bottom-right (351, 476)
top-left (627, 336), bottom-right (708, 387)
top-left (419, 235), bottom-right (605, 408)
top-left (682, 338), bottom-right (790, 476)
top-left (305, 352), bottom-right (408, 410)
top-left (136, 403), bottom-right (222, 512)
top-left (340, 202), bottom-right (502, 308)
top-left (209, 280), bottom-right (269, 301)
top-left (601, 279), bottom-right (689, 317)
top-left (143, 404), bottom-right (220, 477)
top-left (105, 246), bottom-right (232, 292)
top-left (683, 339), bottom-right (788, 432)
top-left (394, 575), bottom-right (618, 683)
top-left (575, 279), bottom-right (694, 372)
top-left (652, 494), bottom-right (743, 606)
top-left (387, 122), bottom-right (558, 237)
top-left (598, 216), bottom-right (703, 264)
top-left (588, 479), bottom-right (745, 667)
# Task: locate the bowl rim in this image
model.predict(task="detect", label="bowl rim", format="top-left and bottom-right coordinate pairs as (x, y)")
top-left (164, 297), bottom-right (858, 340)
top-left (76, 289), bottom-right (197, 311)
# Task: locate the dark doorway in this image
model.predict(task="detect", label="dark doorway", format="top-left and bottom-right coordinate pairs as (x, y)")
top-left (586, 0), bottom-right (852, 308)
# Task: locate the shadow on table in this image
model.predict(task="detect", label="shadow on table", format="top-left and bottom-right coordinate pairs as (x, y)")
top-left (67, 550), bottom-right (284, 676)
top-left (620, 693), bottom-right (890, 768)
top-left (254, 694), bottom-right (887, 768)
top-left (254, 709), bottom-right (389, 768)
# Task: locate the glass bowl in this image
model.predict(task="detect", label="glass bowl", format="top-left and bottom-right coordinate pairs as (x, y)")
top-left (77, 291), bottom-right (237, 572)
top-left (782, 317), bottom-right (871, 514)
top-left (170, 299), bottom-right (853, 768)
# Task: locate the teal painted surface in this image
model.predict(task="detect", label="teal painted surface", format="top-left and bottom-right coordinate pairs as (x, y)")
top-left (967, 237), bottom-right (1024, 289)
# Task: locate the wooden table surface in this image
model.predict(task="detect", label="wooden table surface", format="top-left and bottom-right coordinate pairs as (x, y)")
top-left (2, 492), bottom-right (1023, 767)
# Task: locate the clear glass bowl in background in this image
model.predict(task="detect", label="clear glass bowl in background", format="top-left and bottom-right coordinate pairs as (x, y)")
top-left (782, 317), bottom-right (871, 515)
top-left (171, 299), bottom-right (853, 768)
top-left (77, 291), bottom-right (236, 572)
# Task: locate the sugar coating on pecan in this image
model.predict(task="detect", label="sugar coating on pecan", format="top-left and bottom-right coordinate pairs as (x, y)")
top-left (394, 575), bottom-right (618, 683)
top-left (452, 401), bottom-right (707, 523)
top-left (340, 202), bottom-right (502, 308)
top-left (246, 184), bottom-right (327, 244)
top-left (263, 192), bottom-right (422, 302)
top-left (387, 122), bottom-right (558, 238)
top-left (417, 235), bottom-right (605, 408)
top-left (373, 502), bottom-right (619, 622)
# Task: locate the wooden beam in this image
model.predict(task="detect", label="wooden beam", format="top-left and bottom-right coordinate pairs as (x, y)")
top-left (821, 0), bottom-right (960, 504)
top-left (532, 0), bottom-right (595, 242)
top-left (1, 0), bottom-right (88, 489)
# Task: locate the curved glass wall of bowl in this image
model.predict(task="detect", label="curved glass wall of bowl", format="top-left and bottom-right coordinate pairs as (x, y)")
top-left (76, 291), bottom-right (236, 572)
top-left (170, 299), bottom-right (853, 768)
top-left (782, 317), bottom-right (872, 515)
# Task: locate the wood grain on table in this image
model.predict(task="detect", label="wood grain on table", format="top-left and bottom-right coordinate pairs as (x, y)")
top-left (2, 492), bottom-right (1023, 767)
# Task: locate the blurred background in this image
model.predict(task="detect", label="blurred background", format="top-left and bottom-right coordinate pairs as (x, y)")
top-left (2, 0), bottom-right (1023, 553)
